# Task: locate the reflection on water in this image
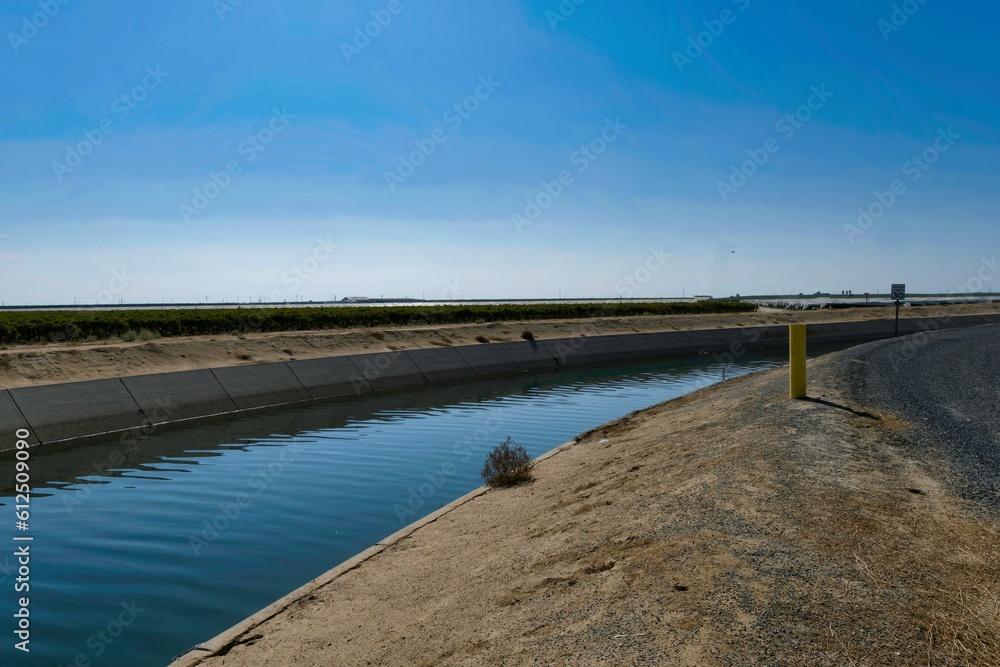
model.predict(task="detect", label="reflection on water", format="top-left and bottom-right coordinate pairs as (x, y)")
top-left (0, 348), bottom-right (836, 666)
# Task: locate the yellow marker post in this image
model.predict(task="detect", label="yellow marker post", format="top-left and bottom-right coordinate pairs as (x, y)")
top-left (789, 324), bottom-right (807, 399)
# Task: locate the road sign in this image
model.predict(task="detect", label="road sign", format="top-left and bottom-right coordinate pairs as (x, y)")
top-left (890, 284), bottom-right (905, 337)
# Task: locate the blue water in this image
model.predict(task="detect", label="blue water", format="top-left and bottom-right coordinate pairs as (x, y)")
top-left (0, 349), bottom-right (833, 666)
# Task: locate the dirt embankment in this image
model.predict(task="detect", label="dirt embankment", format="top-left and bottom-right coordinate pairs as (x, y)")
top-left (1, 302), bottom-right (996, 389)
top-left (173, 347), bottom-right (1000, 667)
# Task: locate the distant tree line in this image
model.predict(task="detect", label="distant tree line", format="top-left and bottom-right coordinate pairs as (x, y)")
top-left (0, 301), bottom-right (756, 345)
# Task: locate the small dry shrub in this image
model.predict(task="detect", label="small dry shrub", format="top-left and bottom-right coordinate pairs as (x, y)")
top-left (520, 330), bottom-right (534, 341)
top-left (481, 437), bottom-right (533, 487)
top-left (475, 335), bottom-right (489, 343)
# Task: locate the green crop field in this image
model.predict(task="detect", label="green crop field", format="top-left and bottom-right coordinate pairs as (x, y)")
top-left (0, 301), bottom-right (756, 345)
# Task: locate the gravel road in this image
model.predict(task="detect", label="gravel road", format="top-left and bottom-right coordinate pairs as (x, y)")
top-left (831, 323), bottom-right (1000, 510)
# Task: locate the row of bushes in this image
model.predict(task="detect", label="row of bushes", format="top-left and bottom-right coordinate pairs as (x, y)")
top-left (0, 301), bottom-right (756, 345)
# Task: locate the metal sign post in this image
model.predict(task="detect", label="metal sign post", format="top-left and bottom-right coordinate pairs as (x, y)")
top-left (891, 283), bottom-right (906, 337)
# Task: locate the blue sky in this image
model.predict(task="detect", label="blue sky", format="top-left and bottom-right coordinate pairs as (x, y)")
top-left (1, 0), bottom-right (998, 304)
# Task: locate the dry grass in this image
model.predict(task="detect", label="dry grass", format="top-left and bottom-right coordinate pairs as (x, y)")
top-left (481, 437), bottom-right (533, 487)
top-left (177, 360), bottom-right (1000, 667)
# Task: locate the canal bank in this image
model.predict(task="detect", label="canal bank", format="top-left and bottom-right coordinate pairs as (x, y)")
top-left (0, 347), bottom-right (799, 665)
top-left (2, 313), bottom-right (998, 449)
top-left (170, 328), bottom-right (1000, 667)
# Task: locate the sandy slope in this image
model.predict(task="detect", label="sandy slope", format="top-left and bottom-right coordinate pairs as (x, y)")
top-left (173, 347), bottom-right (1000, 667)
top-left (1, 302), bottom-right (997, 389)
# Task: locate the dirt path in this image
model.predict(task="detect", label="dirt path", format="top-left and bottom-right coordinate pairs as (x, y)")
top-left (172, 344), bottom-right (1000, 666)
top-left (2, 302), bottom-right (996, 389)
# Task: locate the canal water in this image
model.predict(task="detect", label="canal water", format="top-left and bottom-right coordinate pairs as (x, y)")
top-left (0, 346), bottom-right (840, 666)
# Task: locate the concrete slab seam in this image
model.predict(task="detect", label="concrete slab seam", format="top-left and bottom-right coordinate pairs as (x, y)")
top-left (207, 367), bottom-right (241, 412)
top-left (1, 388), bottom-right (34, 443)
top-left (116, 376), bottom-right (155, 434)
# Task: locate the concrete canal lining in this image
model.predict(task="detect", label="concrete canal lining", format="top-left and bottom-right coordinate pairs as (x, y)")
top-left (210, 363), bottom-right (312, 410)
top-left (2, 315), bottom-right (997, 449)
top-left (452, 343), bottom-right (519, 377)
top-left (347, 350), bottom-right (427, 391)
top-left (8, 378), bottom-right (151, 443)
top-left (579, 335), bottom-right (638, 363)
top-left (405, 346), bottom-right (478, 382)
top-left (0, 389), bottom-right (38, 446)
top-left (121, 369), bottom-right (239, 423)
top-left (615, 332), bottom-right (676, 358)
top-left (286, 356), bottom-right (370, 399)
